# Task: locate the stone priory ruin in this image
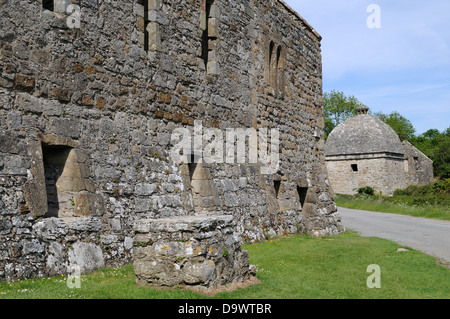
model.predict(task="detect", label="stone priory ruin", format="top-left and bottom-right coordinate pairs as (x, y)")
top-left (0, 0), bottom-right (344, 287)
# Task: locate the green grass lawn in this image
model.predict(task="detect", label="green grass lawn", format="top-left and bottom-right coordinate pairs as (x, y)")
top-left (335, 194), bottom-right (450, 221)
top-left (1, 232), bottom-right (449, 299)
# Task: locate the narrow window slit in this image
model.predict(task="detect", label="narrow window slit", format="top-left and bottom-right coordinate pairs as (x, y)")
top-left (274, 180), bottom-right (281, 199)
top-left (202, 0), bottom-right (218, 74)
top-left (297, 186), bottom-right (308, 209)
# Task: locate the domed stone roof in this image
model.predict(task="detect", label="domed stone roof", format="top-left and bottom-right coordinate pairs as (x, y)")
top-left (325, 113), bottom-right (404, 157)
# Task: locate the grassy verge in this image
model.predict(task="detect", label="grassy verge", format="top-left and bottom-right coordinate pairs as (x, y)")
top-left (335, 194), bottom-right (450, 221)
top-left (335, 180), bottom-right (450, 220)
top-left (1, 232), bottom-right (449, 299)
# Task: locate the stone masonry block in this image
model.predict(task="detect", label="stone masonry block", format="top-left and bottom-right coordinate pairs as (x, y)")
top-left (133, 215), bottom-right (255, 291)
top-left (147, 22), bottom-right (161, 52)
top-left (208, 18), bottom-right (219, 38)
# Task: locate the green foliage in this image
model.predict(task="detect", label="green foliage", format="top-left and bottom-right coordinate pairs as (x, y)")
top-left (336, 179), bottom-right (450, 221)
top-left (374, 111), bottom-right (416, 141)
top-left (390, 179), bottom-right (450, 207)
top-left (433, 179), bottom-right (450, 194)
top-left (323, 90), bottom-right (362, 139)
top-left (335, 193), bottom-right (450, 221)
top-left (393, 179), bottom-right (450, 197)
top-left (410, 127), bottom-right (450, 179)
top-left (357, 186), bottom-right (375, 196)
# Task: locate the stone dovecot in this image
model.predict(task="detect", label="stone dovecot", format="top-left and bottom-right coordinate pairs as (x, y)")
top-left (0, 0), bottom-right (343, 282)
top-left (325, 106), bottom-right (434, 196)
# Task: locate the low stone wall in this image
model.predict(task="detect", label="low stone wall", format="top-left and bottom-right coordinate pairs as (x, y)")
top-left (133, 215), bottom-right (255, 291)
top-left (0, 213), bottom-right (132, 281)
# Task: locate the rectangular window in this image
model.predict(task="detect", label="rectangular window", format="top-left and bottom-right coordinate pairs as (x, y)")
top-left (351, 164), bottom-right (358, 172)
top-left (24, 142), bottom-right (102, 219)
top-left (43, 0), bottom-right (54, 11)
top-left (41, 144), bottom-right (100, 218)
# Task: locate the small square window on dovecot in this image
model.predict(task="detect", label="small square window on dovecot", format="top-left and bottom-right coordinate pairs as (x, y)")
top-left (351, 164), bottom-right (358, 172)
top-left (43, 0), bottom-right (54, 11)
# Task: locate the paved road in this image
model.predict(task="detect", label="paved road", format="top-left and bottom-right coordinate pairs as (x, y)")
top-left (338, 207), bottom-right (450, 263)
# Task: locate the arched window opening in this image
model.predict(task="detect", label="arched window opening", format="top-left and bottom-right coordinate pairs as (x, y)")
top-left (268, 41), bottom-right (284, 94)
top-left (277, 45), bottom-right (285, 94)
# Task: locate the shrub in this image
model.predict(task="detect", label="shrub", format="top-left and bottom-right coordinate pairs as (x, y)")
top-left (391, 179), bottom-right (450, 207)
top-left (357, 186), bottom-right (375, 196)
top-left (432, 179), bottom-right (450, 194)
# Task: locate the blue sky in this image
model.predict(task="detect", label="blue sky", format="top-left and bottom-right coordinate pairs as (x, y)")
top-left (284, 0), bottom-right (450, 134)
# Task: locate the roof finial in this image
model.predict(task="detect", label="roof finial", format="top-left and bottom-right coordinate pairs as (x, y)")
top-left (356, 104), bottom-right (369, 115)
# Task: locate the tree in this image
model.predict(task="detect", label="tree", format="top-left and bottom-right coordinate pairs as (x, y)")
top-left (443, 127), bottom-right (450, 137)
top-left (433, 136), bottom-right (450, 179)
top-left (323, 90), bottom-right (361, 139)
top-left (411, 127), bottom-right (450, 179)
top-left (374, 111), bottom-right (416, 141)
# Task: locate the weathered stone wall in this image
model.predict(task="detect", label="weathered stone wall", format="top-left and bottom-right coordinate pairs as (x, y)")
top-left (326, 155), bottom-right (407, 196)
top-left (382, 156), bottom-right (408, 195)
top-left (402, 141), bottom-right (434, 186)
top-left (327, 156), bottom-right (390, 195)
top-left (0, 0), bottom-right (343, 281)
top-left (326, 146), bottom-right (434, 196)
